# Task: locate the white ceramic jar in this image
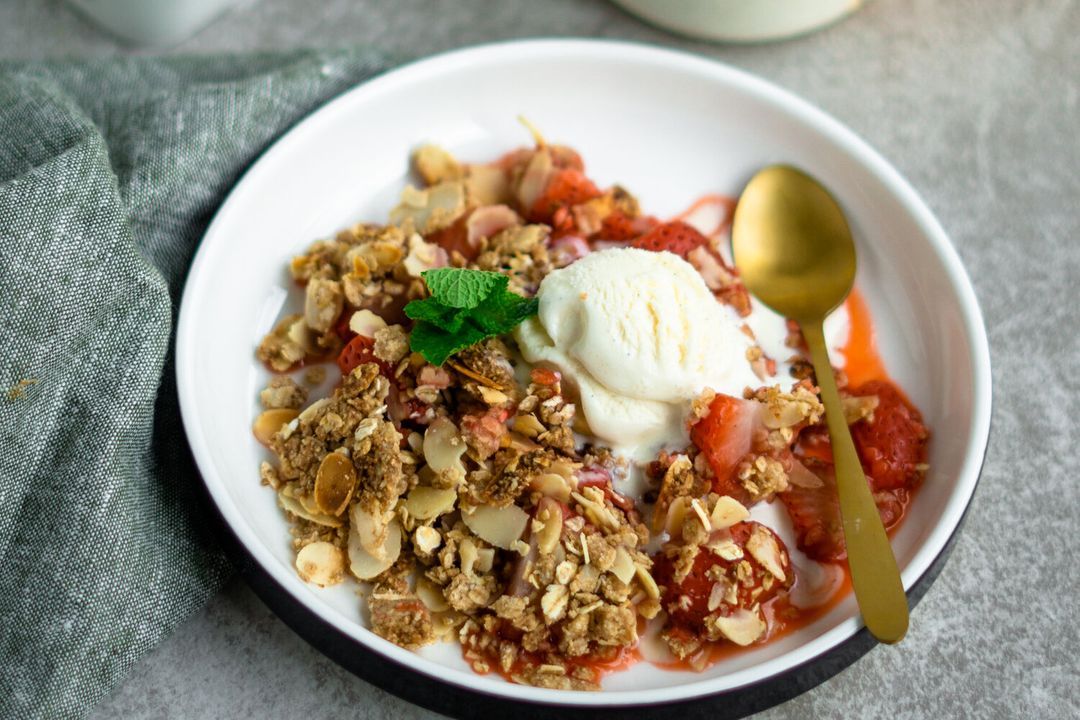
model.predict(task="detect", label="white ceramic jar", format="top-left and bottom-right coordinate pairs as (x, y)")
top-left (66, 0), bottom-right (244, 45)
top-left (612, 0), bottom-right (865, 42)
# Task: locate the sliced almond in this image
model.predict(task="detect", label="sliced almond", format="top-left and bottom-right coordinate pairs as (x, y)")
top-left (297, 397), bottom-right (330, 424)
top-left (610, 546), bottom-right (636, 585)
top-left (466, 203), bottom-right (519, 247)
top-left (406, 486), bottom-right (458, 521)
top-left (459, 537), bottom-right (478, 575)
top-left (461, 504), bottom-right (529, 550)
top-left (533, 499), bottom-right (564, 554)
top-left (295, 541), bottom-right (346, 587)
top-left (707, 534), bottom-right (745, 562)
top-left (279, 417), bottom-right (300, 441)
top-left (710, 496), bottom-right (750, 530)
top-left (347, 517), bottom-right (401, 580)
top-left (506, 432), bottom-right (542, 453)
top-left (690, 498), bottom-right (712, 533)
top-left (314, 452), bottom-right (357, 516)
top-left (402, 233), bottom-right (445, 278)
top-left (413, 144), bottom-right (462, 184)
top-left (350, 504), bottom-right (387, 557)
top-left (635, 564), bottom-right (660, 599)
top-left (664, 496), bottom-right (692, 538)
top-left (423, 417), bottom-right (466, 482)
top-left (285, 316), bottom-right (314, 353)
top-left (477, 385), bottom-right (509, 406)
top-left (548, 460), bottom-right (579, 481)
top-left (278, 490), bottom-right (341, 527)
top-left (348, 309), bottom-right (388, 338)
top-left (707, 581), bottom-right (725, 612)
top-left (252, 408), bottom-right (299, 445)
top-left (431, 610), bottom-right (465, 640)
top-left (530, 473), bottom-right (571, 503)
top-left (465, 164), bottom-right (511, 206)
top-left (516, 148), bottom-right (553, 211)
top-left (475, 547), bottom-right (495, 573)
top-left (389, 181), bottom-right (466, 234)
top-left (571, 488), bottom-right (618, 531)
top-left (746, 525), bottom-right (788, 582)
top-left (512, 414), bottom-right (546, 438)
top-left (653, 454), bottom-right (693, 532)
top-left (714, 608), bottom-right (766, 646)
top-left (416, 576), bottom-right (450, 612)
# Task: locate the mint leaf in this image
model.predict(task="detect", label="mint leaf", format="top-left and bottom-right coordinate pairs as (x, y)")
top-left (404, 296), bottom-right (469, 333)
top-left (422, 268), bottom-right (507, 309)
top-left (409, 318), bottom-right (488, 366)
top-left (471, 290), bottom-right (540, 334)
top-left (408, 268), bottom-right (539, 365)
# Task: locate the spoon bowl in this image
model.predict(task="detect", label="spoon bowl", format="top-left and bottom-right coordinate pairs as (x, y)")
top-left (732, 165), bottom-right (856, 320)
top-left (732, 165), bottom-right (909, 644)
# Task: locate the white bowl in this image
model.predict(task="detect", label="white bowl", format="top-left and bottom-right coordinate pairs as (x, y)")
top-left (611, 0), bottom-right (865, 42)
top-left (176, 39), bottom-right (991, 711)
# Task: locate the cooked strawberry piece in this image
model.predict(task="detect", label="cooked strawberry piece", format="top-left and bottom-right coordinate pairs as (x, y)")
top-left (713, 278), bottom-right (753, 318)
top-left (689, 393), bottom-right (758, 504)
top-left (653, 521), bottom-right (792, 632)
top-left (337, 335), bottom-right (392, 376)
top-left (333, 308), bottom-right (356, 343)
top-left (459, 406), bottom-right (510, 459)
top-left (528, 168), bottom-right (602, 224)
top-left (597, 210), bottom-right (657, 242)
top-left (495, 147), bottom-right (534, 172)
top-left (780, 454), bottom-right (915, 563)
top-left (426, 214), bottom-right (475, 261)
top-left (549, 205), bottom-right (577, 237)
top-left (631, 220), bottom-right (709, 257)
top-left (530, 366), bottom-right (561, 387)
top-left (778, 460), bottom-right (846, 563)
top-left (849, 380), bottom-right (929, 492)
top-left (549, 144), bottom-right (585, 171)
top-left (873, 487), bottom-right (909, 531)
top-left (796, 425), bottom-right (833, 464)
top-left (549, 234), bottom-right (592, 264)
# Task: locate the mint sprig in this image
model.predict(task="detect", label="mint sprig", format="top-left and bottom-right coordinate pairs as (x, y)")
top-left (405, 268), bottom-right (539, 365)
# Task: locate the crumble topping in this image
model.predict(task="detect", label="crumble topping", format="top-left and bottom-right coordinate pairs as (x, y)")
top-left (251, 139), bottom-right (929, 690)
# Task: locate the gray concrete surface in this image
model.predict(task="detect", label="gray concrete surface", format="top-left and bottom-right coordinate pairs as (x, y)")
top-left (3, 0), bottom-right (1077, 718)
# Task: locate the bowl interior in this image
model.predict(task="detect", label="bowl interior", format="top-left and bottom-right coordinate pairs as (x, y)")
top-left (177, 41), bottom-right (990, 706)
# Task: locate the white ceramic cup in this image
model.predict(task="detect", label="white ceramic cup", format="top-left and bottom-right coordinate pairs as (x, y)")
top-left (66, 0), bottom-right (244, 45)
top-left (612, 0), bottom-right (865, 42)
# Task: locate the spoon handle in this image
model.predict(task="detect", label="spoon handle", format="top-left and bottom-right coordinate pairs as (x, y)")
top-left (801, 320), bottom-right (909, 643)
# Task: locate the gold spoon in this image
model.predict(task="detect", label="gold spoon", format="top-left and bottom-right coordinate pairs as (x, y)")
top-left (731, 165), bottom-right (909, 644)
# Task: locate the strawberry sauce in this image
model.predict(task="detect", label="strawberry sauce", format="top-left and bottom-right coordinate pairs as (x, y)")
top-left (840, 288), bottom-right (890, 387)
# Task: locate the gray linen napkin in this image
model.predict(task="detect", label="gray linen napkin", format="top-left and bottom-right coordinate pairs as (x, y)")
top-left (0, 49), bottom-right (392, 720)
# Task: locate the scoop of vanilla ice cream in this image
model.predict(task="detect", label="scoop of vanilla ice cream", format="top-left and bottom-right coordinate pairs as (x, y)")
top-left (515, 247), bottom-right (759, 459)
